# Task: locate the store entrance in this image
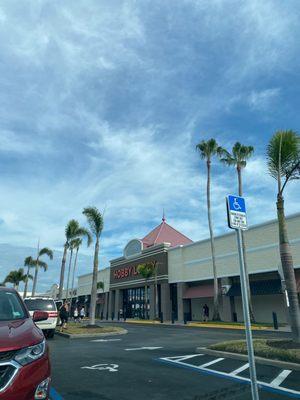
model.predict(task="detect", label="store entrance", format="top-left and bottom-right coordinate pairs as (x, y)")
top-left (123, 287), bottom-right (150, 319)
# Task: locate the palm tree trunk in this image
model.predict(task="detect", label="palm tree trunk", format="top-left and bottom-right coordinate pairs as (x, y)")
top-left (206, 160), bottom-right (220, 321)
top-left (58, 244), bottom-right (68, 300)
top-left (237, 166), bottom-right (255, 322)
top-left (32, 262), bottom-right (39, 296)
top-left (277, 194), bottom-right (300, 342)
top-left (23, 265), bottom-right (30, 298)
top-left (65, 249), bottom-right (73, 302)
top-left (89, 237), bottom-right (99, 326)
top-left (70, 248), bottom-right (79, 304)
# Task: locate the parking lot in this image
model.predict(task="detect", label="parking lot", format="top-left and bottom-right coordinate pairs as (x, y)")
top-left (48, 323), bottom-right (299, 400)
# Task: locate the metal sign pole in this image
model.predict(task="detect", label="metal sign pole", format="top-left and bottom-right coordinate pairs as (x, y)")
top-left (236, 228), bottom-right (259, 400)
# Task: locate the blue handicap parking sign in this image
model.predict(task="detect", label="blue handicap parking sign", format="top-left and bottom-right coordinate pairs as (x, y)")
top-left (227, 195), bottom-right (246, 214)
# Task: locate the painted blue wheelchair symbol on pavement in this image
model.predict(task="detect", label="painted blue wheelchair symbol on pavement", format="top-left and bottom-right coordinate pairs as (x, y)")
top-left (228, 195), bottom-right (246, 213)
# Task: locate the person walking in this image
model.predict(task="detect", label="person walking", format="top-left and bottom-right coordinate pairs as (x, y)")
top-left (59, 302), bottom-right (69, 332)
top-left (80, 306), bottom-right (85, 321)
top-left (202, 304), bottom-right (209, 322)
top-left (73, 306), bottom-right (79, 323)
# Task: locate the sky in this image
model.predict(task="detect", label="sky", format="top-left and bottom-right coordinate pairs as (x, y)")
top-left (0, 0), bottom-right (299, 292)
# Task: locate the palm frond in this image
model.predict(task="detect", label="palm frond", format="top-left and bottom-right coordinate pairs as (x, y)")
top-left (24, 256), bottom-right (35, 267)
top-left (82, 206), bottom-right (104, 237)
top-left (65, 219), bottom-right (80, 240)
top-left (267, 130), bottom-right (300, 181)
top-left (37, 260), bottom-right (48, 271)
top-left (39, 247), bottom-right (53, 260)
top-left (70, 238), bottom-right (83, 250)
top-left (196, 138), bottom-right (219, 160)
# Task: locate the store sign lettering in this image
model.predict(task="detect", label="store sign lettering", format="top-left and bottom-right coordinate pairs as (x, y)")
top-left (113, 266), bottom-right (139, 280)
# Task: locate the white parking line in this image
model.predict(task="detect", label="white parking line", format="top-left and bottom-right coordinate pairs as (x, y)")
top-left (158, 354), bottom-right (300, 398)
top-left (270, 369), bottom-right (292, 387)
top-left (125, 346), bottom-right (163, 351)
top-left (91, 339), bottom-right (122, 342)
top-left (230, 363), bottom-right (249, 376)
top-left (200, 358), bottom-right (224, 368)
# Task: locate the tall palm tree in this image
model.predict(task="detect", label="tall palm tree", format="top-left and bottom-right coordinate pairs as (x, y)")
top-left (23, 256), bottom-right (35, 298)
top-left (58, 219), bottom-right (92, 300)
top-left (4, 268), bottom-right (29, 290)
top-left (137, 262), bottom-right (156, 319)
top-left (267, 130), bottom-right (300, 342)
top-left (196, 138), bottom-right (223, 321)
top-left (32, 247), bottom-right (53, 296)
top-left (219, 142), bottom-right (255, 321)
top-left (82, 206), bottom-right (103, 326)
top-left (69, 238), bottom-right (83, 304)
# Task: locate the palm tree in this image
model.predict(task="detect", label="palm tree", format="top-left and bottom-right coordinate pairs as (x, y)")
top-left (4, 268), bottom-right (29, 290)
top-left (69, 238), bottom-right (83, 304)
top-left (23, 256), bottom-right (35, 298)
top-left (267, 130), bottom-right (300, 342)
top-left (219, 142), bottom-right (255, 321)
top-left (58, 219), bottom-right (92, 300)
top-left (196, 139), bottom-right (223, 321)
top-left (32, 247), bottom-right (54, 296)
top-left (82, 206), bottom-right (103, 326)
top-left (137, 263), bottom-right (156, 319)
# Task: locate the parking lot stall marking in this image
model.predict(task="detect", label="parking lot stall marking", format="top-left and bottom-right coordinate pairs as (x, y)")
top-left (125, 346), bottom-right (163, 351)
top-left (50, 387), bottom-right (64, 400)
top-left (81, 363), bottom-right (119, 372)
top-left (158, 354), bottom-right (300, 399)
top-left (91, 339), bottom-right (122, 342)
top-left (199, 358), bottom-right (224, 368)
top-left (231, 363), bottom-right (249, 376)
top-left (270, 370), bottom-right (292, 387)
top-left (160, 354), bottom-right (204, 363)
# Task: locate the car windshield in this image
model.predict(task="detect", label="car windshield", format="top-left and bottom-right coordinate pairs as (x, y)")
top-left (24, 299), bottom-right (55, 311)
top-left (0, 291), bottom-right (27, 321)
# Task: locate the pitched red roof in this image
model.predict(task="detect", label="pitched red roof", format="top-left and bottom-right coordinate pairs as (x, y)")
top-left (141, 217), bottom-right (193, 248)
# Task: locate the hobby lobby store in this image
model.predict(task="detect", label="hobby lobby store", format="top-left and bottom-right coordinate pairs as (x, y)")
top-left (62, 213), bottom-right (300, 324)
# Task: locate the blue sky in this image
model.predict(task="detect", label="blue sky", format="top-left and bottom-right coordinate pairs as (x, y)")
top-left (0, 0), bottom-right (299, 292)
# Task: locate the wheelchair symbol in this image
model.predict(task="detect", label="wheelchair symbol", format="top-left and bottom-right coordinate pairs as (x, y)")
top-left (233, 198), bottom-right (242, 211)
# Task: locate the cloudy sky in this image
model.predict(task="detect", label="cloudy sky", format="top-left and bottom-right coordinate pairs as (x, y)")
top-left (0, 0), bottom-right (299, 292)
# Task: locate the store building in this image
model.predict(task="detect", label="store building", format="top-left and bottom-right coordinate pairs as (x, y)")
top-left (108, 216), bottom-right (193, 320)
top-left (60, 212), bottom-right (300, 325)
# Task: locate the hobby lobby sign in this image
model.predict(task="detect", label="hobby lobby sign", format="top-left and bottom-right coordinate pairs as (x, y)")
top-left (113, 266), bottom-right (139, 280)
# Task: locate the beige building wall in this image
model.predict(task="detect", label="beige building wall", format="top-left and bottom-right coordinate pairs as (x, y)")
top-left (77, 267), bottom-right (110, 296)
top-left (168, 213), bottom-right (300, 283)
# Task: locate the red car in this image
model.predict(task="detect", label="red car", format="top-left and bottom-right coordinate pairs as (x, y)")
top-left (0, 287), bottom-right (51, 400)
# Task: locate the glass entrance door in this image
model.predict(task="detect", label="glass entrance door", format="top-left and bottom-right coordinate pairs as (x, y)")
top-left (123, 287), bottom-right (150, 319)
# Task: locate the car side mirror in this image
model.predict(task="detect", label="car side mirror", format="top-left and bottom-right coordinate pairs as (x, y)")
top-left (33, 311), bottom-right (48, 322)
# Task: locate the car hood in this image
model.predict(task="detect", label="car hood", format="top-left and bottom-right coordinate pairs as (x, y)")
top-left (0, 318), bottom-right (44, 352)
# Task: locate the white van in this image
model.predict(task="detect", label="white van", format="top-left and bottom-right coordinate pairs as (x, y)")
top-left (24, 297), bottom-right (58, 338)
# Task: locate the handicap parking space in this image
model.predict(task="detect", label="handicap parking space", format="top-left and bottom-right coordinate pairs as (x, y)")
top-left (158, 353), bottom-right (300, 398)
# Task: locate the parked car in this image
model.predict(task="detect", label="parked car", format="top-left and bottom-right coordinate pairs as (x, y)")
top-left (0, 287), bottom-right (51, 400)
top-left (24, 297), bottom-right (58, 338)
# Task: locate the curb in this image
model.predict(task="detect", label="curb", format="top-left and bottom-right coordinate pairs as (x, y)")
top-left (188, 323), bottom-right (272, 331)
top-left (55, 328), bottom-right (128, 339)
top-left (196, 347), bottom-right (300, 371)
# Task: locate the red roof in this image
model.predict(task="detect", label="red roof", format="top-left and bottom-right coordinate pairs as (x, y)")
top-left (141, 217), bottom-right (193, 248)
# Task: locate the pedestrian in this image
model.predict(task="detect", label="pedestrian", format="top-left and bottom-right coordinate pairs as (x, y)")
top-left (73, 307), bottom-right (79, 323)
top-left (202, 304), bottom-right (209, 322)
top-left (119, 308), bottom-right (123, 320)
top-left (59, 302), bottom-right (69, 332)
top-left (80, 306), bottom-right (85, 321)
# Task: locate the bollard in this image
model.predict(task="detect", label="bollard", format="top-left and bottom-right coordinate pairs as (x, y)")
top-left (184, 313), bottom-right (187, 325)
top-left (171, 311), bottom-right (175, 324)
top-left (160, 312), bottom-right (163, 323)
top-left (100, 312), bottom-right (103, 320)
top-left (111, 312), bottom-right (114, 321)
top-left (272, 312), bottom-right (278, 330)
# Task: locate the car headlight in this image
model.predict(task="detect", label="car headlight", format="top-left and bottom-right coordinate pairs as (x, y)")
top-left (14, 339), bottom-right (46, 366)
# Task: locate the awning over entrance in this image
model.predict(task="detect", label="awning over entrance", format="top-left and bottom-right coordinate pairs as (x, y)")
top-left (226, 280), bottom-right (282, 297)
top-left (183, 284), bottom-right (214, 299)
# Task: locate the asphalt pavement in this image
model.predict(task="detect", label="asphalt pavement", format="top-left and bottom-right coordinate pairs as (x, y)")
top-left (48, 323), bottom-right (299, 400)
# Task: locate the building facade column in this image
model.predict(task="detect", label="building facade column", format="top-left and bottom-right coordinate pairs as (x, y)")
top-left (149, 284), bottom-right (155, 319)
top-left (104, 292), bottom-right (109, 317)
top-left (108, 290), bottom-right (115, 319)
top-left (160, 282), bottom-right (171, 321)
top-left (177, 282), bottom-right (187, 323)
